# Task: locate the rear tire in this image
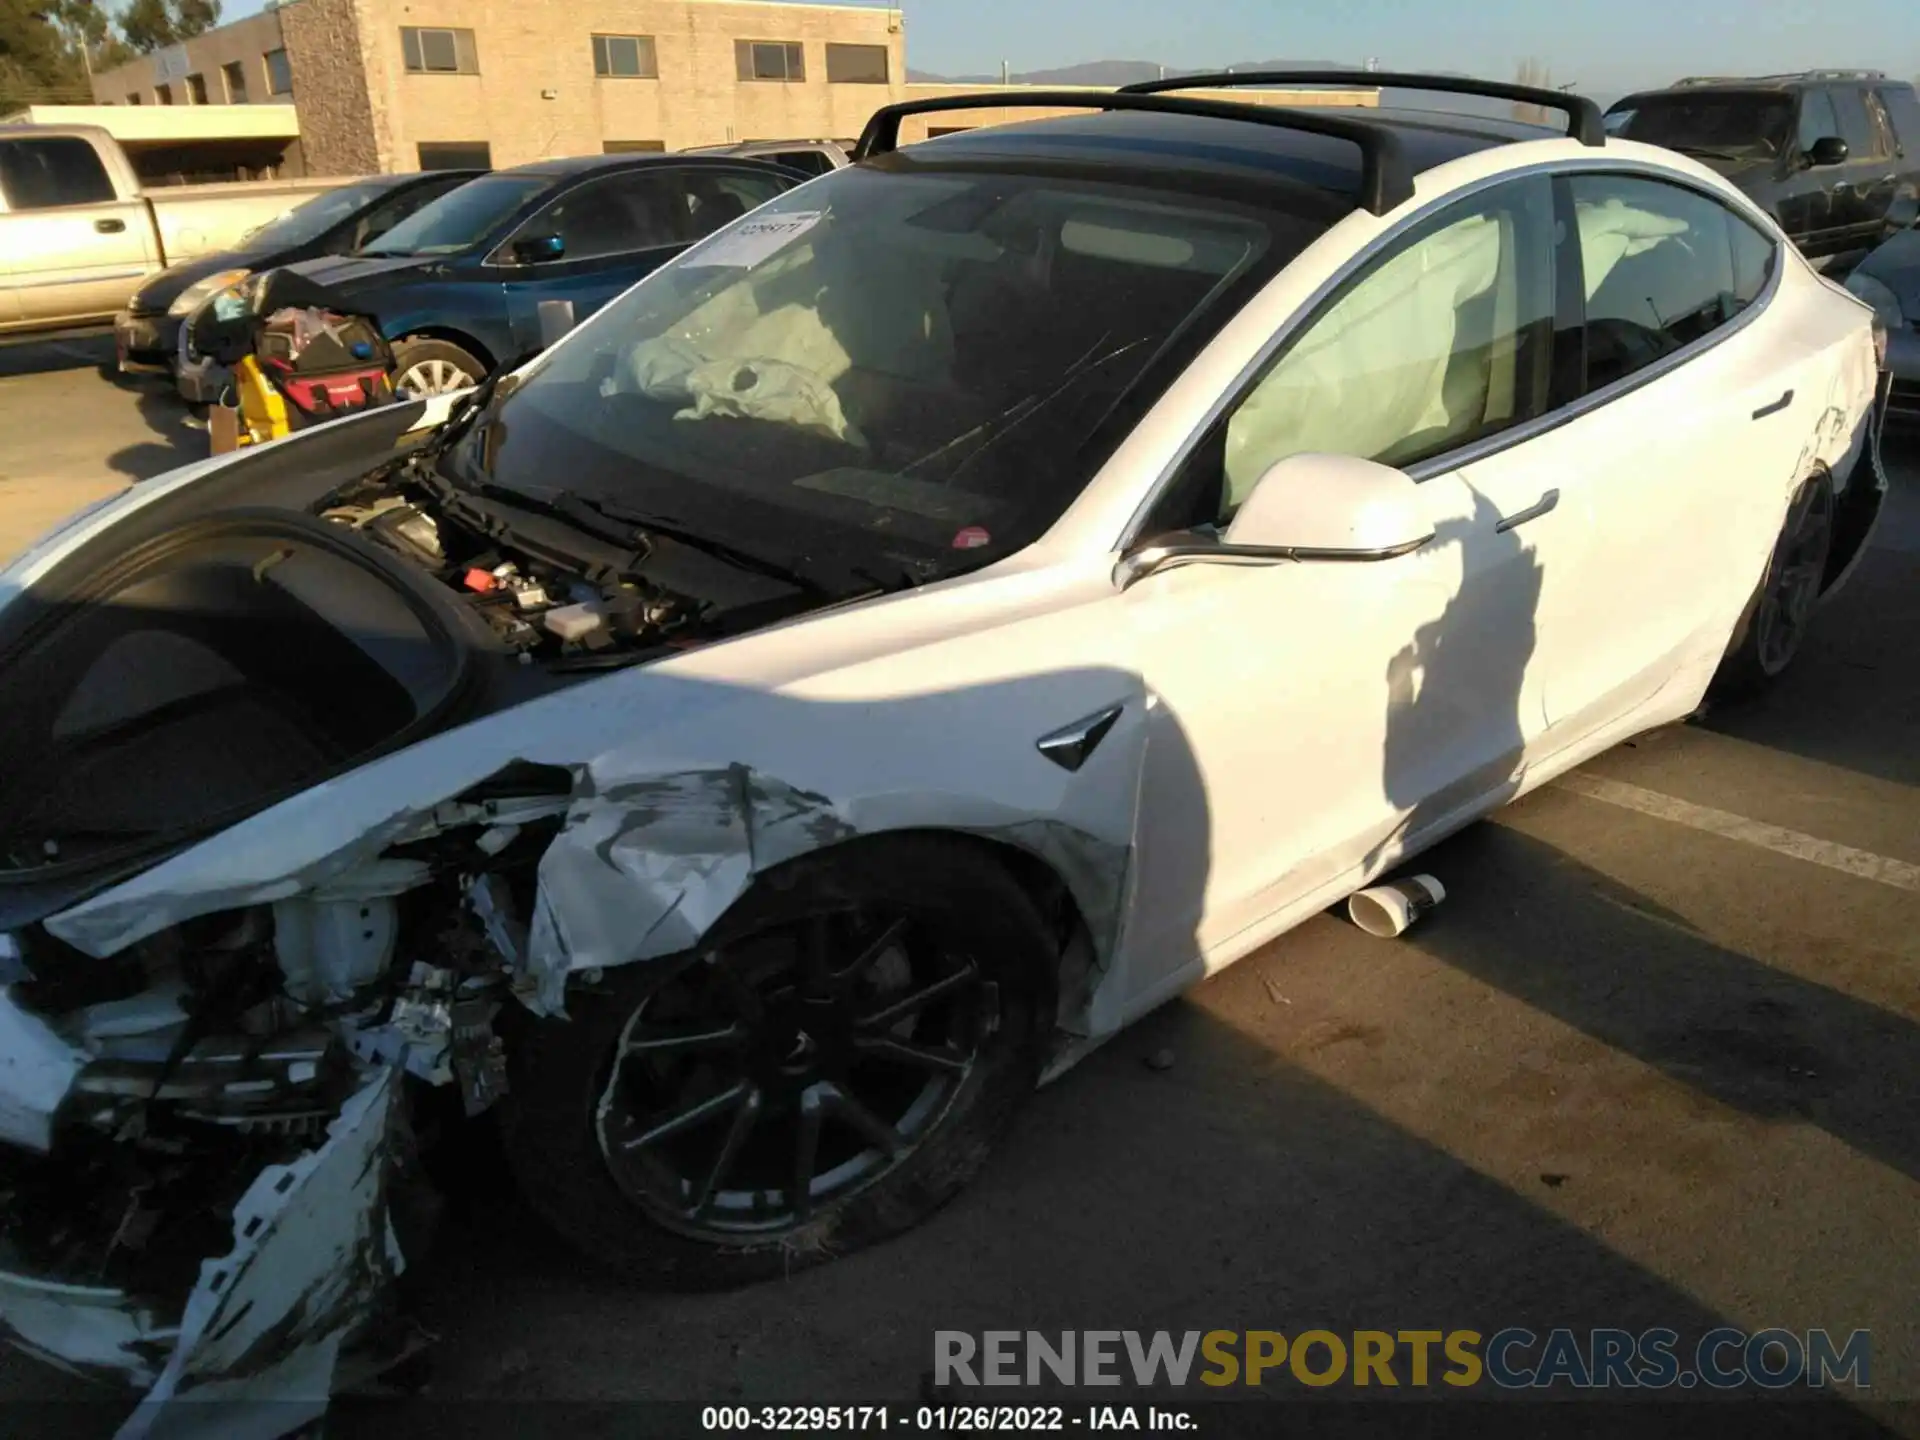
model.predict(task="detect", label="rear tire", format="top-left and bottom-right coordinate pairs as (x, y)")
top-left (1711, 471), bottom-right (1835, 701)
top-left (498, 835), bottom-right (1055, 1290)
top-left (391, 337), bottom-right (484, 398)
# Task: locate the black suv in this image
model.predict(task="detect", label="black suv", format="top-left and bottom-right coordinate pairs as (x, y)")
top-left (1605, 70), bottom-right (1920, 259)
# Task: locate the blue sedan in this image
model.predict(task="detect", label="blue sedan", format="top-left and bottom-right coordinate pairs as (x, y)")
top-left (198, 153), bottom-right (801, 398)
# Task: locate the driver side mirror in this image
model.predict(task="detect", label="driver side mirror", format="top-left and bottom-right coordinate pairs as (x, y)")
top-left (1804, 135), bottom-right (1850, 169)
top-left (511, 233), bottom-right (566, 265)
top-left (1116, 453), bottom-right (1434, 589)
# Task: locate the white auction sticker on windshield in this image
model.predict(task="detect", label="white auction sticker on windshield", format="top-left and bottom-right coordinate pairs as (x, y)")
top-left (681, 211), bottom-right (824, 269)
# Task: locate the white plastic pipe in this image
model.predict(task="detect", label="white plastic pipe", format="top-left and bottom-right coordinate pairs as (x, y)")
top-left (1347, 874), bottom-right (1447, 938)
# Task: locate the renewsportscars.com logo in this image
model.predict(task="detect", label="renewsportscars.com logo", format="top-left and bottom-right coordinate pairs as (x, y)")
top-left (933, 1328), bottom-right (1872, 1391)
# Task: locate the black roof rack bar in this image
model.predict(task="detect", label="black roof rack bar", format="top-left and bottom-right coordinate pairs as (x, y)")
top-left (1119, 70), bottom-right (1608, 148)
top-left (852, 90), bottom-right (1415, 214)
top-left (1676, 69), bottom-right (1885, 86)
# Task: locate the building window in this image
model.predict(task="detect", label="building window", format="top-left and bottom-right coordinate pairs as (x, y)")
top-left (735, 40), bottom-right (804, 82)
top-left (592, 34), bottom-right (657, 79)
top-left (418, 141), bottom-right (492, 170)
top-left (603, 140), bottom-right (667, 153)
top-left (127, 92), bottom-right (144, 105)
top-left (156, 83), bottom-right (174, 105)
top-left (265, 49), bottom-right (293, 95)
top-left (825, 43), bottom-right (888, 84)
top-left (403, 27), bottom-right (479, 75)
top-left (222, 60), bottom-right (248, 103)
top-left (185, 73), bottom-right (208, 105)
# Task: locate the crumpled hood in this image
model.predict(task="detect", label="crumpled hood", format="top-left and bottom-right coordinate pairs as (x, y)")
top-left (4, 397), bottom-right (1142, 1016)
top-left (42, 592), bottom-right (1145, 993)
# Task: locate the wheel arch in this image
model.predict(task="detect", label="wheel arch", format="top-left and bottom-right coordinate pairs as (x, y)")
top-left (390, 325), bottom-right (496, 373)
top-left (1819, 401), bottom-right (1887, 596)
top-left (694, 821), bottom-right (1122, 1053)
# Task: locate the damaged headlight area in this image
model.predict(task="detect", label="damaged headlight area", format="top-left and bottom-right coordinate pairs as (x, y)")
top-left (0, 791), bottom-right (566, 1431)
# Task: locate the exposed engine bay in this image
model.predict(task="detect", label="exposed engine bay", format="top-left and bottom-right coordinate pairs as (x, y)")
top-left (318, 475), bottom-right (702, 667)
top-left (0, 429), bottom-right (832, 879)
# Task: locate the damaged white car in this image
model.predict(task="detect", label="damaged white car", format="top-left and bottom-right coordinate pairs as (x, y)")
top-left (0, 72), bottom-right (1891, 1428)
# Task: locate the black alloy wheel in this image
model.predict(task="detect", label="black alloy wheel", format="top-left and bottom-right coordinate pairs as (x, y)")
top-left (597, 906), bottom-right (995, 1239)
top-left (499, 835), bottom-right (1056, 1288)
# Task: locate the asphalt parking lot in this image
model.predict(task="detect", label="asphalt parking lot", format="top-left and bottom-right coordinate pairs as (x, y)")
top-left (1, 339), bottom-right (1916, 1435)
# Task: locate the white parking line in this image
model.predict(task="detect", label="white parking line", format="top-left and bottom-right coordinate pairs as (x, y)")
top-left (1553, 772), bottom-right (1920, 893)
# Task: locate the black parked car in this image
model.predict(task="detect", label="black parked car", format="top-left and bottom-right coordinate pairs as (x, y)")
top-left (1605, 70), bottom-right (1920, 260)
top-left (114, 170), bottom-right (482, 373)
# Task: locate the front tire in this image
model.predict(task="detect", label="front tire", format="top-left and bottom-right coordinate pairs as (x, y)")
top-left (391, 337), bottom-right (484, 398)
top-left (1711, 471), bottom-right (1835, 700)
top-left (498, 835), bottom-right (1055, 1289)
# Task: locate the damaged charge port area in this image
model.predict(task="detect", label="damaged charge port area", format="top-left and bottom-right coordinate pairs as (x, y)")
top-left (0, 792), bottom-right (564, 1427)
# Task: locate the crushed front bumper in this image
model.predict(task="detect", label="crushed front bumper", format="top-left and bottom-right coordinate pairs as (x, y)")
top-left (113, 312), bottom-right (176, 376)
top-left (0, 984), bottom-right (406, 1439)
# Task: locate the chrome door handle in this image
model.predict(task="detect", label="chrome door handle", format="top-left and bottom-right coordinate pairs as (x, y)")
top-left (1494, 488), bottom-right (1559, 533)
top-left (94, 218), bottom-right (126, 234)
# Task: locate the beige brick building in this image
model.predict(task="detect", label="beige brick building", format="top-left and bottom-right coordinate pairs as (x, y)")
top-left (90, 0), bottom-right (1375, 176)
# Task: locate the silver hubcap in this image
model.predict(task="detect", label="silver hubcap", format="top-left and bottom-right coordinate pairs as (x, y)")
top-left (396, 357), bottom-right (473, 397)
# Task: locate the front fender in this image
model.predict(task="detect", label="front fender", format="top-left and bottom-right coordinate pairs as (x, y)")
top-left (375, 288), bottom-right (509, 365)
top-left (45, 656), bottom-right (1152, 1013)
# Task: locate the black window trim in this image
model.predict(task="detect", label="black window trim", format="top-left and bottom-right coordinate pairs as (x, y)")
top-left (1117, 159), bottom-right (1789, 552)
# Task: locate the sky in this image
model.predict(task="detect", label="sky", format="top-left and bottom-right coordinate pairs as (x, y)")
top-left (217, 0), bottom-right (1919, 107)
top-left (886, 0), bottom-right (1918, 104)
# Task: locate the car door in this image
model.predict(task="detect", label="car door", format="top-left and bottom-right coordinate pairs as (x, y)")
top-left (1780, 88), bottom-right (1842, 253)
top-left (493, 167), bottom-right (788, 354)
top-left (1529, 171), bottom-right (1803, 743)
top-left (0, 136), bottom-right (157, 327)
top-left (1119, 175), bottom-right (1570, 968)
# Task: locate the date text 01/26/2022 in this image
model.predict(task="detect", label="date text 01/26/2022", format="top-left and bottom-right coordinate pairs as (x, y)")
top-left (701, 1406), bottom-right (1197, 1432)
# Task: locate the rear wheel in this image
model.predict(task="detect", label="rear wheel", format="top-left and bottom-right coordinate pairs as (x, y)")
top-left (499, 835), bottom-right (1054, 1289)
top-left (1712, 472), bottom-right (1835, 700)
top-left (392, 337), bottom-right (484, 398)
